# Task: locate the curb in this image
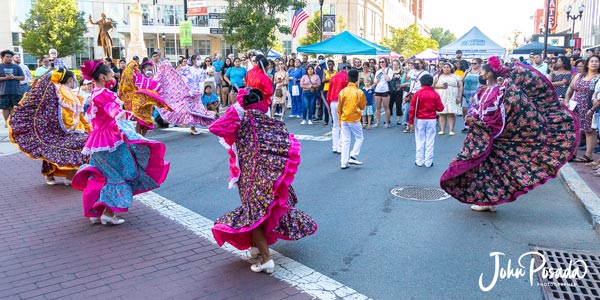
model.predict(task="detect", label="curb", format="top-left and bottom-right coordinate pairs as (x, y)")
top-left (559, 164), bottom-right (600, 233)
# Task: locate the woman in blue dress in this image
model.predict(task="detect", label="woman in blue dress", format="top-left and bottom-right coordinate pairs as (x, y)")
top-left (288, 59), bottom-right (305, 118)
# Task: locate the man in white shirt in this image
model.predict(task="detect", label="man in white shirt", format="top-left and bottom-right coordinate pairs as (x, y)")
top-left (13, 54), bottom-right (32, 97)
top-left (402, 59), bottom-right (429, 132)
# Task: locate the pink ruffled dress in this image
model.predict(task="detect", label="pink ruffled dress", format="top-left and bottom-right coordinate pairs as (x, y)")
top-left (208, 91), bottom-right (317, 250)
top-left (72, 88), bottom-right (170, 217)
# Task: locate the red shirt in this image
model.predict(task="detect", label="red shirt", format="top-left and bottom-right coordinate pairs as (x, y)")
top-left (245, 66), bottom-right (273, 106)
top-left (326, 69), bottom-right (348, 104)
top-left (408, 86), bottom-right (444, 124)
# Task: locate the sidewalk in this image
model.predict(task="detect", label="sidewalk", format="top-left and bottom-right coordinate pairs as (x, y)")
top-left (560, 161), bottom-right (600, 233)
top-left (0, 154), bottom-right (313, 300)
top-left (0, 118), bottom-right (19, 156)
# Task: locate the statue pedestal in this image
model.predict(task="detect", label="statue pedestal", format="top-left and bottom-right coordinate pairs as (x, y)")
top-left (126, 2), bottom-right (147, 61)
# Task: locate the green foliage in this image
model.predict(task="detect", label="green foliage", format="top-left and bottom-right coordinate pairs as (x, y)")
top-left (381, 24), bottom-right (439, 57)
top-left (221, 0), bottom-right (306, 53)
top-left (429, 27), bottom-right (456, 48)
top-left (299, 11), bottom-right (321, 46)
top-left (19, 0), bottom-right (87, 58)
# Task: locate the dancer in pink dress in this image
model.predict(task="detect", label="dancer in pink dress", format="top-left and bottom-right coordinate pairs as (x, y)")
top-left (154, 61), bottom-right (216, 134)
top-left (209, 88), bottom-right (317, 274)
top-left (71, 60), bottom-right (170, 225)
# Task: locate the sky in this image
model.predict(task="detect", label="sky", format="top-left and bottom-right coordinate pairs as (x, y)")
top-left (423, 0), bottom-right (544, 48)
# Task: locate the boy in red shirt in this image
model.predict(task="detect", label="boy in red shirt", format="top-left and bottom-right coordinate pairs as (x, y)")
top-left (408, 74), bottom-right (444, 168)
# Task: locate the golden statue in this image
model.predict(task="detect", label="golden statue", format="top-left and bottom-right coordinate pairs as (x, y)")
top-left (89, 13), bottom-right (114, 58)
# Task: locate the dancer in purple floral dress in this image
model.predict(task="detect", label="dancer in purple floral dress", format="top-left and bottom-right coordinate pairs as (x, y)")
top-left (440, 56), bottom-right (578, 212)
top-left (209, 88), bottom-right (317, 274)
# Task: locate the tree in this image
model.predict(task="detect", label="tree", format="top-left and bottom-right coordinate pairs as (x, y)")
top-left (19, 0), bottom-right (87, 59)
top-left (429, 27), bottom-right (456, 48)
top-left (299, 11), bottom-right (321, 46)
top-left (221, 0), bottom-right (306, 53)
top-left (381, 24), bottom-right (439, 57)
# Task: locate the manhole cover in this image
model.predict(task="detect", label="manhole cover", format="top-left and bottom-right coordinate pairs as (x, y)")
top-left (530, 246), bottom-right (600, 300)
top-left (390, 186), bottom-right (450, 201)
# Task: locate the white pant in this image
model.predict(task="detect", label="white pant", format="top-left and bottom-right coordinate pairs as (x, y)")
top-left (330, 101), bottom-right (341, 152)
top-left (414, 119), bottom-right (436, 166)
top-left (341, 121), bottom-right (364, 165)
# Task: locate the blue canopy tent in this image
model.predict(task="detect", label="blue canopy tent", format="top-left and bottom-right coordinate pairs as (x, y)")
top-left (512, 41), bottom-right (566, 55)
top-left (297, 31), bottom-right (391, 55)
top-left (267, 49), bottom-right (282, 58)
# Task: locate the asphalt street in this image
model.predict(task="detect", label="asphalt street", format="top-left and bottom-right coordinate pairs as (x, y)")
top-left (146, 114), bottom-right (600, 300)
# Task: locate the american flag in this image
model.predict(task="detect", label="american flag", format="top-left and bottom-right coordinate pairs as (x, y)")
top-left (291, 9), bottom-right (309, 38)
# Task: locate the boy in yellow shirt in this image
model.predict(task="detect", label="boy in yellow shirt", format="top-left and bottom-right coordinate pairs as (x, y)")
top-left (338, 69), bottom-right (366, 169)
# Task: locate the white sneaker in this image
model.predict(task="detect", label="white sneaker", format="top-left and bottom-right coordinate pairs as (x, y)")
top-left (308, 120), bottom-right (313, 125)
top-left (250, 259), bottom-right (275, 273)
top-left (470, 205), bottom-right (496, 212)
top-left (64, 179), bottom-right (72, 186)
top-left (100, 214), bottom-right (125, 225)
top-left (349, 157), bottom-right (363, 165)
top-left (90, 217), bottom-right (100, 224)
top-left (300, 120), bottom-right (306, 125)
top-left (340, 164), bottom-right (349, 169)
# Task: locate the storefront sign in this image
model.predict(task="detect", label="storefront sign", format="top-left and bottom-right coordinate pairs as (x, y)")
top-left (188, 0), bottom-right (207, 16)
top-left (548, 0), bottom-right (558, 31)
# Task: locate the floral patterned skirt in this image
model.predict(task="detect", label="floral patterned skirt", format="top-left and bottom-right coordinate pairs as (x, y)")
top-left (72, 121), bottom-right (170, 217)
top-left (9, 74), bottom-right (88, 176)
top-left (440, 64), bottom-right (578, 206)
top-left (212, 110), bottom-right (317, 250)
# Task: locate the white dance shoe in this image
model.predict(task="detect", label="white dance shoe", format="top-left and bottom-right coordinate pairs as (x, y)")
top-left (250, 259), bottom-right (274, 274)
top-left (100, 214), bottom-right (125, 225)
top-left (470, 205), bottom-right (496, 212)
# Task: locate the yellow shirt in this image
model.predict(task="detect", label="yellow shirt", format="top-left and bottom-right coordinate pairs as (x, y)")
top-left (338, 82), bottom-right (366, 123)
top-left (323, 69), bottom-right (337, 91)
top-left (56, 84), bottom-right (91, 133)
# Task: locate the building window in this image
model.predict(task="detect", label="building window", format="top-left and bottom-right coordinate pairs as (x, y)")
top-left (221, 40), bottom-right (238, 58)
top-left (165, 39), bottom-right (183, 56)
top-left (146, 39), bottom-right (156, 55)
top-left (194, 40), bottom-right (211, 56)
top-left (76, 37), bottom-right (94, 69)
top-left (191, 15), bottom-right (209, 27)
top-left (12, 33), bottom-right (19, 45)
top-left (284, 41), bottom-right (292, 55)
top-left (164, 5), bottom-right (183, 26)
top-left (142, 5), bottom-right (156, 25)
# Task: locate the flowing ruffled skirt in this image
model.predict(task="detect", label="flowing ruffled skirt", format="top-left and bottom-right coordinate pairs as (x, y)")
top-left (212, 111), bottom-right (317, 250)
top-left (440, 64), bottom-right (578, 205)
top-left (154, 62), bottom-right (215, 127)
top-left (71, 120), bottom-right (170, 217)
top-left (9, 74), bottom-right (88, 177)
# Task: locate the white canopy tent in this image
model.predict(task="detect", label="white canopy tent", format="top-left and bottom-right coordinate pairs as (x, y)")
top-left (439, 26), bottom-right (505, 57)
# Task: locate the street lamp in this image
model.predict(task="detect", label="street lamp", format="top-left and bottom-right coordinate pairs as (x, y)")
top-left (162, 33), bottom-right (166, 57)
top-left (566, 2), bottom-right (585, 39)
top-left (319, 0), bottom-right (324, 42)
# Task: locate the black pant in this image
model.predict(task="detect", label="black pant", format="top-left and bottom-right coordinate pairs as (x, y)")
top-left (318, 90), bottom-right (329, 123)
top-left (389, 90), bottom-right (403, 118)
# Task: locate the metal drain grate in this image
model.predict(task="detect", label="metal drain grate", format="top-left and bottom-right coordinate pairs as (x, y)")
top-left (390, 186), bottom-right (450, 201)
top-left (530, 246), bottom-right (600, 300)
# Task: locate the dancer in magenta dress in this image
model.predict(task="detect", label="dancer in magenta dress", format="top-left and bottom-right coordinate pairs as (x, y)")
top-left (209, 88), bottom-right (317, 274)
top-left (154, 60), bottom-right (216, 134)
top-left (440, 56), bottom-right (577, 212)
top-left (71, 60), bottom-right (170, 225)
